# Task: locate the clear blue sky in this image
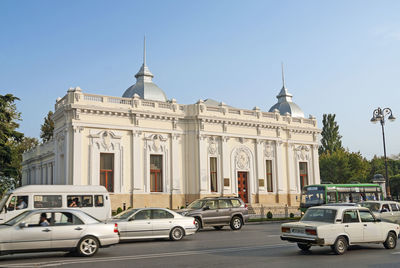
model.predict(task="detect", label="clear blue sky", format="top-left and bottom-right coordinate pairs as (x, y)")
top-left (1, 0), bottom-right (399, 159)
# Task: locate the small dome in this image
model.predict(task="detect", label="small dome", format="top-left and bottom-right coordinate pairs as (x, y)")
top-left (122, 38), bottom-right (167, 102)
top-left (268, 65), bottom-right (304, 118)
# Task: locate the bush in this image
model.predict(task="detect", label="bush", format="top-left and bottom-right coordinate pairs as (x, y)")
top-left (267, 211), bottom-right (273, 219)
top-left (117, 207), bottom-right (123, 214)
top-left (289, 213), bottom-right (294, 218)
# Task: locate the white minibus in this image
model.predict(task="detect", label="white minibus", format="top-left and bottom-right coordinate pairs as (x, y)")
top-left (0, 185), bottom-right (111, 223)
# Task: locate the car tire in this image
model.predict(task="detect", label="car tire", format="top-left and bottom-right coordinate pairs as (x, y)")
top-left (213, 226), bottom-right (224, 230)
top-left (383, 232), bottom-right (397, 249)
top-left (230, 216), bottom-right (243, 230)
top-left (76, 236), bottom-right (100, 257)
top-left (194, 218), bottom-right (202, 231)
top-left (170, 227), bottom-right (185, 241)
top-left (297, 243), bottom-right (311, 251)
top-left (331, 236), bottom-right (348, 255)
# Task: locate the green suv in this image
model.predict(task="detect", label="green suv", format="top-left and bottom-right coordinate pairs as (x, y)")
top-left (177, 197), bottom-right (249, 231)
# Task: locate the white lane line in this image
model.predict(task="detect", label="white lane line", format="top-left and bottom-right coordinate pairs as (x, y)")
top-left (267, 235), bottom-right (280, 237)
top-left (391, 252), bottom-right (400, 255)
top-left (2, 243), bottom-right (294, 267)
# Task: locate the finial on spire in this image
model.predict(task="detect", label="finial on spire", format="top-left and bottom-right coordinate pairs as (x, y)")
top-left (281, 62), bottom-right (286, 88)
top-left (143, 36), bottom-right (146, 66)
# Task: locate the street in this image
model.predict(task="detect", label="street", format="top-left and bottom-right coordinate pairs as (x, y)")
top-left (1, 223), bottom-right (400, 267)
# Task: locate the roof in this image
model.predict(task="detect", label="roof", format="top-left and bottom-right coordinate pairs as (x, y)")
top-left (10, 185), bottom-right (108, 194)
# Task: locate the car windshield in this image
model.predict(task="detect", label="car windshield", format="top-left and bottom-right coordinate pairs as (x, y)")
top-left (113, 208), bottom-right (139, 219)
top-left (0, 194), bottom-right (10, 213)
top-left (187, 200), bottom-right (206, 209)
top-left (301, 208), bottom-right (337, 223)
top-left (359, 202), bottom-right (380, 212)
top-left (3, 210), bottom-right (31, 226)
top-left (300, 186), bottom-right (325, 208)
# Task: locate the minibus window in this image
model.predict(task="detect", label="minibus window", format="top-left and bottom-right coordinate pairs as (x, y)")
top-left (82, 196), bottom-right (93, 207)
top-left (95, 195), bottom-right (104, 207)
top-left (34, 195), bottom-right (62, 208)
top-left (7, 196), bottom-right (17, 211)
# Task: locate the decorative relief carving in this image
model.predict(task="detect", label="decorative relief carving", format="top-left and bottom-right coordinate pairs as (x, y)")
top-left (89, 130), bottom-right (122, 152)
top-left (294, 145), bottom-right (311, 160)
top-left (236, 148), bottom-right (250, 170)
top-left (56, 134), bottom-right (65, 154)
top-left (208, 137), bottom-right (218, 155)
top-left (264, 142), bottom-right (274, 158)
top-left (145, 134), bottom-right (167, 153)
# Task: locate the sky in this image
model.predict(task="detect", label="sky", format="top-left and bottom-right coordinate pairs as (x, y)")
top-left (1, 0), bottom-right (399, 159)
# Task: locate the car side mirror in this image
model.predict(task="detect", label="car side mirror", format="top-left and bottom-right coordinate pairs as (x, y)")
top-left (129, 217), bottom-right (135, 221)
top-left (203, 206), bottom-right (210, 211)
top-left (19, 222), bottom-right (28, 228)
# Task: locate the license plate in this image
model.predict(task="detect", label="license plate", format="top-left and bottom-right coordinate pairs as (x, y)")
top-left (291, 228), bottom-right (304, 234)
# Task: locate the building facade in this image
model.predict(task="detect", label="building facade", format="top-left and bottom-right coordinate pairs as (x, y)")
top-left (22, 53), bottom-right (321, 210)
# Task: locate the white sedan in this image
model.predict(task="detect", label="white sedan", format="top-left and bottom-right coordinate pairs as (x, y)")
top-left (281, 205), bottom-right (400, 255)
top-left (112, 208), bottom-right (196, 241)
top-left (0, 209), bottom-right (119, 257)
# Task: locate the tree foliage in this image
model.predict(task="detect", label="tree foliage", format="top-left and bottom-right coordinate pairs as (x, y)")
top-left (319, 114), bottom-right (343, 155)
top-left (0, 94), bottom-right (23, 178)
top-left (40, 110), bottom-right (54, 142)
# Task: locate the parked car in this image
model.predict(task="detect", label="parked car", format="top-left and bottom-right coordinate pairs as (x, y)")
top-left (0, 209), bottom-right (119, 257)
top-left (359, 201), bottom-right (400, 224)
top-left (177, 197), bottom-right (249, 231)
top-left (111, 208), bottom-right (196, 241)
top-left (280, 205), bottom-right (399, 255)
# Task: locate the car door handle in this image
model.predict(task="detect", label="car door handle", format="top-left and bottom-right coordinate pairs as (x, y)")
top-left (42, 228), bottom-right (51, 232)
top-left (344, 225), bottom-right (349, 227)
top-left (169, 221), bottom-right (172, 223)
top-left (147, 222), bottom-right (151, 224)
top-left (363, 224), bottom-right (367, 227)
top-left (75, 227), bottom-right (83, 231)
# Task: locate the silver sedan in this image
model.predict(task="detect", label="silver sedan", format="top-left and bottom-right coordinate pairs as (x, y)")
top-left (112, 208), bottom-right (196, 241)
top-left (0, 209), bottom-right (119, 257)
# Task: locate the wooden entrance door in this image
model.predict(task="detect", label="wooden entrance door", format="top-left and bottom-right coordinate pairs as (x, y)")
top-left (237, 172), bottom-right (248, 203)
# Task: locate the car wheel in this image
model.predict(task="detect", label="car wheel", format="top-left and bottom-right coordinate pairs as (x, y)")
top-left (77, 236), bottom-right (99, 257)
top-left (383, 232), bottom-right (397, 249)
top-left (331, 236), bottom-right (348, 255)
top-left (170, 227), bottom-right (185, 241)
top-left (230, 216), bottom-right (243, 230)
top-left (194, 218), bottom-right (202, 231)
top-left (213, 226), bottom-right (224, 230)
top-left (297, 243), bottom-right (311, 251)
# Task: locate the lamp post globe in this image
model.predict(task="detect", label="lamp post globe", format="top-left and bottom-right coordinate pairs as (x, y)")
top-left (370, 107), bottom-right (395, 199)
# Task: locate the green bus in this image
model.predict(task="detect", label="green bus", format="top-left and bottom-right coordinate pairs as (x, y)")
top-left (300, 183), bottom-right (384, 214)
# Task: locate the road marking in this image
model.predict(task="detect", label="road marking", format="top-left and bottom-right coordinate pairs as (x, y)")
top-left (391, 252), bottom-right (400, 255)
top-left (2, 243), bottom-right (294, 267)
top-left (267, 235), bottom-right (280, 237)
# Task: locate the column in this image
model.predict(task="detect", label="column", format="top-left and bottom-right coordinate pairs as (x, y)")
top-left (311, 145), bottom-right (320, 184)
top-left (255, 140), bottom-right (264, 193)
top-left (198, 135), bottom-right (208, 194)
top-left (65, 128), bottom-right (70, 184)
top-left (72, 126), bottom-right (83, 185)
top-left (274, 141), bottom-right (283, 193)
top-left (132, 131), bottom-right (143, 192)
top-left (221, 136), bottom-right (230, 194)
top-left (171, 134), bottom-right (181, 193)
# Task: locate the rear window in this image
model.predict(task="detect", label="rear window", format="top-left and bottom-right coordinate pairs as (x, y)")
top-left (34, 195), bottom-right (62, 208)
top-left (359, 202), bottom-right (380, 212)
top-left (230, 199), bottom-right (242, 208)
top-left (302, 208), bottom-right (337, 223)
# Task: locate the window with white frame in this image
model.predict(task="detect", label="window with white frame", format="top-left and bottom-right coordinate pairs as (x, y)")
top-left (299, 162), bottom-right (308, 189)
top-left (266, 160), bottom-right (273, 192)
top-left (210, 157), bottom-right (218, 192)
top-left (150, 155), bottom-right (163, 192)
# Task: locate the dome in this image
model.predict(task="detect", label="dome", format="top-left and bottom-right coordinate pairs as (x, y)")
top-left (122, 38), bottom-right (168, 102)
top-left (268, 65), bottom-right (304, 118)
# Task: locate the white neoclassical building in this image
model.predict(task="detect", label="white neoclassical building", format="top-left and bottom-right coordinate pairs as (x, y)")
top-left (22, 49), bottom-right (321, 210)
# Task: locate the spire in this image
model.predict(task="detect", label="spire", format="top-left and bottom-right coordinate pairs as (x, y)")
top-left (143, 36), bottom-right (146, 66)
top-left (135, 36), bottom-right (154, 81)
top-left (276, 63), bottom-right (293, 103)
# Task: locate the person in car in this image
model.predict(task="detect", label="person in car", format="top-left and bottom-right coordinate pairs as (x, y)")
top-left (39, 213), bottom-right (50, 226)
top-left (16, 197), bottom-right (27, 210)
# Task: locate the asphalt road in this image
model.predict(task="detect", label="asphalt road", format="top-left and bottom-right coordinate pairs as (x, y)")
top-left (1, 223), bottom-right (400, 268)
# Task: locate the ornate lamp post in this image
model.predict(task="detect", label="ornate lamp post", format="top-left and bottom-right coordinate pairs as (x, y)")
top-left (370, 107), bottom-right (396, 198)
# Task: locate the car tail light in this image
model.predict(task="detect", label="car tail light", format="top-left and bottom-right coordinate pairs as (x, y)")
top-left (281, 227), bottom-right (290, 233)
top-left (245, 204), bottom-right (248, 209)
top-left (305, 229), bottom-right (317, 236)
top-left (193, 219), bottom-right (196, 225)
top-left (114, 223), bottom-right (118, 233)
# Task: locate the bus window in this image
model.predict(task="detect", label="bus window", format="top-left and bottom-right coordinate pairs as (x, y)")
top-left (34, 195), bottom-right (62, 208)
top-left (15, 196), bottom-right (28, 210)
top-left (300, 186), bottom-right (325, 208)
top-left (7, 196), bottom-right (16, 211)
top-left (338, 193), bottom-right (351, 202)
top-left (67, 195), bottom-right (93, 207)
top-left (351, 193), bottom-right (362, 202)
top-left (95, 195), bottom-right (104, 207)
top-left (327, 192), bottom-right (337, 203)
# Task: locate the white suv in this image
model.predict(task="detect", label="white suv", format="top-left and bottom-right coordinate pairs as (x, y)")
top-left (281, 205), bottom-right (400, 255)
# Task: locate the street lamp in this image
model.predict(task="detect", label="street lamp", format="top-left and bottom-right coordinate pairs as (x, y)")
top-left (370, 107), bottom-right (396, 198)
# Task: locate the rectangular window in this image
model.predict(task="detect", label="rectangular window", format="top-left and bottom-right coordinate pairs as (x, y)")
top-left (150, 155), bottom-right (163, 192)
top-left (67, 195), bottom-right (93, 207)
top-left (34, 195), bottom-right (62, 208)
top-left (100, 153), bottom-right (114, 192)
top-left (210, 157), bottom-right (218, 192)
top-left (266, 160), bottom-right (273, 192)
top-left (95, 195), bottom-right (104, 207)
top-left (299, 162), bottom-right (309, 189)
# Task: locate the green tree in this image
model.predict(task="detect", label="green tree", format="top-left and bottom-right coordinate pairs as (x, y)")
top-left (319, 114), bottom-right (343, 155)
top-left (40, 110), bottom-right (54, 142)
top-left (9, 136), bottom-right (39, 184)
top-left (0, 94), bottom-right (23, 178)
top-left (390, 175), bottom-right (400, 200)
